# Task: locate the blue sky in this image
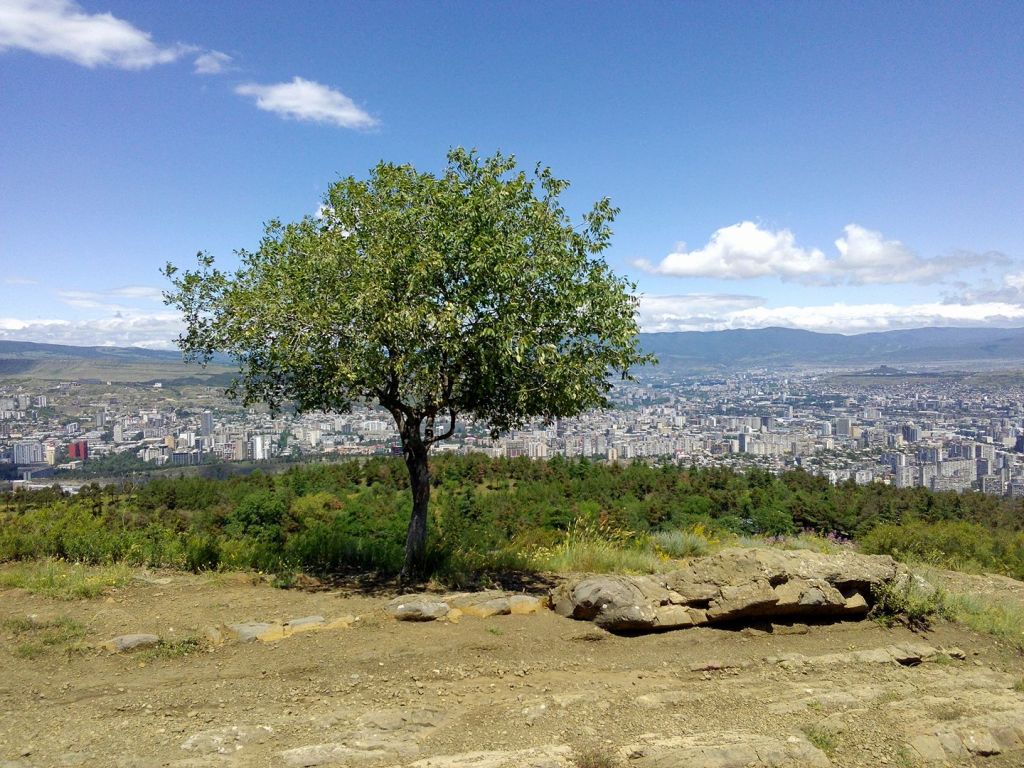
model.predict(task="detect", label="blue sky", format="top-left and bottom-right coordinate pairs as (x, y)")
top-left (1, 0), bottom-right (1023, 347)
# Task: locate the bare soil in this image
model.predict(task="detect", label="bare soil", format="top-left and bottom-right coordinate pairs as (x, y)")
top-left (2, 567), bottom-right (1024, 768)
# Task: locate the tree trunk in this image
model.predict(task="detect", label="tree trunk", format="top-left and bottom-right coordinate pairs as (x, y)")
top-left (401, 439), bottom-right (430, 581)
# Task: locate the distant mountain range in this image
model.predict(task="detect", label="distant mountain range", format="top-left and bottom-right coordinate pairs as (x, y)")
top-left (2, 326), bottom-right (1024, 381)
top-left (638, 326), bottom-right (1024, 369)
top-left (0, 341), bottom-right (232, 383)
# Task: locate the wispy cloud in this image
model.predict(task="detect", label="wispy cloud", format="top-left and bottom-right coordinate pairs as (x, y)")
top-left (3, 276), bottom-right (38, 285)
top-left (638, 294), bottom-right (1024, 334)
top-left (193, 49), bottom-right (232, 75)
top-left (57, 285), bottom-right (165, 312)
top-left (635, 222), bottom-right (1006, 286)
top-left (0, 0), bottom-right (193, 69)
top-left (236, 77), bottom-right (378, 129)
top-left (944, 269), bottom-right (1024, 306)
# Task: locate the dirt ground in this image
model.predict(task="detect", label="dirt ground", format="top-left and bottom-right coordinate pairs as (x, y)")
top-left (2, 566), bottom-right (1024, 768)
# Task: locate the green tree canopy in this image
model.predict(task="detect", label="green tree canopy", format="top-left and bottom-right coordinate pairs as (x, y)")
top-left (164, 148), bottom-right (652, 576)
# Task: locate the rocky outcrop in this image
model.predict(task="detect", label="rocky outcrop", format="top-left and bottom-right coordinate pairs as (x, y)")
top-left (282, 707), bottom-right (447, 766)
top-left (550, 547), bottom-right (902, 633)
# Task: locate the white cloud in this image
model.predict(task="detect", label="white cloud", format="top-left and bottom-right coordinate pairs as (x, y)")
top-left (193, 49), bottom-right (231, 75)
top-left (3, 276), bottom-right (38, 285)
top-left (0, 0), bottom-right (191, 69)
top-left (636, 222), bottom-right (1002, 286)
top-left (638, 294), bottom-right (1024, 334)
top-left (634, 221), bottom-right (830, 282)
top-left (235, 77), bottom-right (378, 129)
top-left (638, 293), bottom-right (765, 331)
top-left (0, 312), bottom-right (182, 348)
top-left (0, 284), bottom-right (181, 347)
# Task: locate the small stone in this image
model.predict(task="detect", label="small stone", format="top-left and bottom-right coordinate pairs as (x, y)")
top-left (203, 626), bottom-right (224, 645)
top-left (508, 595), bottom-right (543, 615)
top-left (224, 622), bottom-right (276, 643)
top-left (284, 615), bottom-right (325, 633)
top-left (99, 634), bottom-right (161, 653)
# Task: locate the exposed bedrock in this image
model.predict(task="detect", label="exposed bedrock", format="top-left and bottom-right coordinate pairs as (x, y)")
top-left (549, 547), bottom-right (903, 633)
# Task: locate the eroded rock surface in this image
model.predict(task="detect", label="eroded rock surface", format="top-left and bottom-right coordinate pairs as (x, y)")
top-left (621, 732), bottom-right (831, 768)
top-left (551, 547), bottom-right (902, 632)
top-left (180, 725), bottom-right (273, 755)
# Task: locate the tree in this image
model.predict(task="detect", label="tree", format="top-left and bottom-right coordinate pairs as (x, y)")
top-left (164, 148), bottom-right (652, 578)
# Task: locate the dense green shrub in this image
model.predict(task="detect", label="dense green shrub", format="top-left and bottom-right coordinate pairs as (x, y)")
top-left (861, 519), bottom-right (1024, 578)
top-left (3, 455), bottom-right (1023, 581)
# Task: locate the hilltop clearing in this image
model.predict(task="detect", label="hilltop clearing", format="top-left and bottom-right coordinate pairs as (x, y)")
top-left (3, 557), bottom-right (1024, 768)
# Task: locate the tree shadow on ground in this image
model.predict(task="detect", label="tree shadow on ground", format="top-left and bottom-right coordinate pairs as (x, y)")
top-left (285, 567), bottom-right (560, 598)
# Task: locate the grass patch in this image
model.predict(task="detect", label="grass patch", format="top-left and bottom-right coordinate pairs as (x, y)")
top-left (652, 528), bottom-right (711, 559)
top-left (802, 725), bottom-right (838, 756)
top-left (940, 591), bottom-right (1024, 652)
top-left (0, 560), bottom-right (133, 599)
top-left (928, 702), bottom-right (970, 721)
top-left (574, 746), bottom-right (620, 768)
top-left (894, 745), bottom-right (920, 768)
top-left (529, 540), bottom-right (665, 574)
top-left (873, 568), bottom-right (1024, 653)
top-left (875, 689), bottom-right (903, 705)
top-left (3, 615), bottom-right (87, 658)
top-left (733, 531), bottom-right (852, 555)
top-left (525, 517), bottom-right (666, 574)
top-left (141, 636), bottom-right (208, 660)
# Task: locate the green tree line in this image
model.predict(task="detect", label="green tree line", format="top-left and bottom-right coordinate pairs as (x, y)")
top-left (3, 455), bottom-right (1022, 580)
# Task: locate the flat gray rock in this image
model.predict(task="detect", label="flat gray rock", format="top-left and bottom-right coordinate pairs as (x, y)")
top-left (181, 725), bottom-right (272, 755)
top-left (281, 743), bottom-right (397, 766)
top-left (224, 622), bottom-right (275, 642)
top-left (407, 746), bottom-right (573, 767)
top-left (384, 595), bottom-right (451, 621)
top-left (621, 732), bottom-right (831, 768)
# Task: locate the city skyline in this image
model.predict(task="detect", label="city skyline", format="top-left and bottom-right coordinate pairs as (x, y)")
top-left (2, 1), bottom-right (1023, 347)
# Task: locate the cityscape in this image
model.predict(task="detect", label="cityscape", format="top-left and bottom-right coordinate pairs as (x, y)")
top-left (4, 364), bottom-right (1022, 498)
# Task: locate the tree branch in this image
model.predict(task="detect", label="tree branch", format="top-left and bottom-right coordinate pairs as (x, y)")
top-left (426, 408), bottom-right (457, 445)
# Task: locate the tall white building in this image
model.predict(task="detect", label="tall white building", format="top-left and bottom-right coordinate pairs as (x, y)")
top-left (13, 441), bottom-right (44, 464)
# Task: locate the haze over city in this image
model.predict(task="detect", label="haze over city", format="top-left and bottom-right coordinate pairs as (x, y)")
top-left (2, 0), bottom-right (1023, 348)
